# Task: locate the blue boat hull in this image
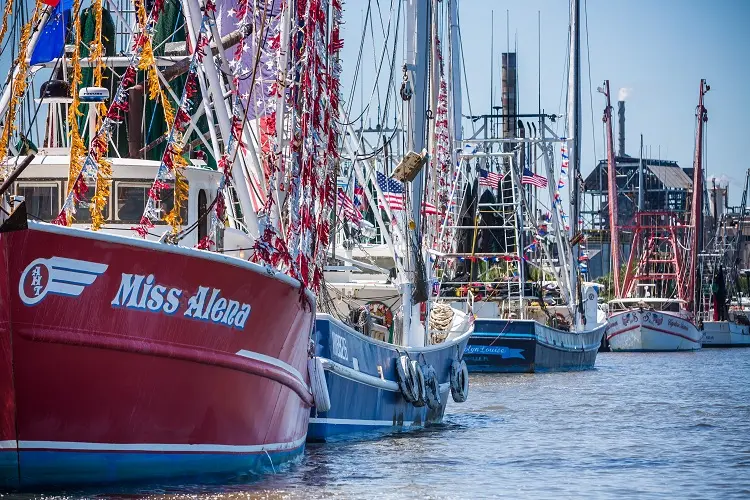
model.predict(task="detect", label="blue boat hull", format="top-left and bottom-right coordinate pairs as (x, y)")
top-left (309, 315), bottom-right (471, 441)
top-left (465, 319), bottom-right (605, 373)
top-left (0, 445), bottom-right (304, 489)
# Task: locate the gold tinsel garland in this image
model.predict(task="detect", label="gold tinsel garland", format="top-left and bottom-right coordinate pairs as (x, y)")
top-left (91, 0), bottom-right (105, 118)
top-left (88, 0), bottom-right (109, 230)
top-left (0, 0), bottom-right (15, 49)
top-left (163, 151), bottom-right (189, 229)
top-left (66, 0), bottom-right (87, 226)
top-left (136, 0), bottom-right (181, 230)
top-left (0, 0), bottom-right (42, 170)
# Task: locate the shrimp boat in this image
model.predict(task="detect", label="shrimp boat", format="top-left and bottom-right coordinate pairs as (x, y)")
top-left (605, 81), bottom-right (708, 352)
top-left (0, 0), bottom-right (343, 487)
top-left (697, 172), bottom-right (750, 347)
top-left (440, 0), bottom-right (605, 374)
top-left (307, 0), bottom-right (472, 441)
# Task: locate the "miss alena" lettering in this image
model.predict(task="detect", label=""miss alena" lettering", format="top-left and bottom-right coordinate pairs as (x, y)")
top-left (110, 273), bottom-right (251, 330)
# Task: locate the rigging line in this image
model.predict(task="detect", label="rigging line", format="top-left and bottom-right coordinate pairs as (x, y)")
top-left (583, 0), bottom-right (597, 165)
top-left (456, 7), bottom-right (474, 136)
top-left (13, 3), bottom-right (87, 158)
top-left (174, 0), bottom-right (271, 243)
top-left (379, 0), bottom-right (402, 131)
top-left (346, 0), bottom-right (371, 120)
top-left (351, 0), bottom-right (397, 149)
top-left (369, 0), bottom-right (381, 123)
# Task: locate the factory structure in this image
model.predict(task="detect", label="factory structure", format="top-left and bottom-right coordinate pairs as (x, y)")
top-left (580, 99), bottom-right (750, 280)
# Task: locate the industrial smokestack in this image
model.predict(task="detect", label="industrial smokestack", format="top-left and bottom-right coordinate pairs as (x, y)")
top-left (501, 52), bottom-right (517, 141)
top-left (617, 100), bottom-right (625, 157)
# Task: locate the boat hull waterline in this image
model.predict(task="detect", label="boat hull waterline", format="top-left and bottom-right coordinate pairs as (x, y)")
top-left (607, 310), bottom-right (701, 351)
top-left (0, 221), bottom-right (314, 488)
top-left (308, 314), bottom-right (471, 441)
top-left (701, 320), bottom-right (750, 348)
top-left (463, 319), bottom-right (605, 373)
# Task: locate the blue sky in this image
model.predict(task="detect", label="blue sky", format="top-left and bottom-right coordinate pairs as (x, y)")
top-left (338, 0), bottom-right (750, 204)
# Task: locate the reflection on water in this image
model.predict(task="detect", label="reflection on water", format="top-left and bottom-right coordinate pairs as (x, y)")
top-left (28, 349), bottom-right (750, 499)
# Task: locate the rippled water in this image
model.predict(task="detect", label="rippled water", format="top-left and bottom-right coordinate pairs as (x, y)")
top-left (29, 349), bottom-right (750, 499)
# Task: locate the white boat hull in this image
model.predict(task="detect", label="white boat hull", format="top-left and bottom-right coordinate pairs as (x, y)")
top-left (701, 321), bottom-right (750, 347)
top-left (606, 310), bottom-right (701, 351)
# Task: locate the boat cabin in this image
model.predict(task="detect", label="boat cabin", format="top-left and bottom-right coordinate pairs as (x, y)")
top-left (6, 154), bottom-right (252, 254)
top-left (608, 297), bottom-right (686, 313)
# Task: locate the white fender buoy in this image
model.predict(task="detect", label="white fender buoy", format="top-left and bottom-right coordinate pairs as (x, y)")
top-left (450, 359), bottom-right (469, 403)
top-left (308, 357), bottom-right (331, 412)
top-left (411, 360), bottom-right (427, 407)
top-left (396, 355), bottom-right (418, 403)
top-left (423, 364), bottom-right (441, 410)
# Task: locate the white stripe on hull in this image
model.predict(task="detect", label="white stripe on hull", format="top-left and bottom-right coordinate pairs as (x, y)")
top-left (14, 436), bottom-right (307, 453)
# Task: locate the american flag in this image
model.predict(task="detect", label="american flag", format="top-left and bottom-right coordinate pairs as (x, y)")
top-left (478, 169), bottom-right (502, 188)
top-left (521, 168), bottom-right (549, 188)
top-left (354, 182), bottom-right (367, 211)
top-left (337, 189), bottom-right (362, 222)
top-left (376, 172), bottom-right (405, 211)
top-left (421, 201), bottom-right (438, 215)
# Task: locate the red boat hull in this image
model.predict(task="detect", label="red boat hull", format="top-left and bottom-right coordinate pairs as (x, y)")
top-left (0, 222), bottom-right (314, 488)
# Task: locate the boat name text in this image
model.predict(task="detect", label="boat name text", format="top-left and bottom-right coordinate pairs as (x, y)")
top-left (111, 273), bottom-right (251, 330)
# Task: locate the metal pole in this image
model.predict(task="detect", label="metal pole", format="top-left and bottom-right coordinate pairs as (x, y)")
top-left (604, 80), bottom-right (621, 298)
top-left (566, 0), bottom-right (581, 327)
top-left (448, 0), bottom-right (462, 143)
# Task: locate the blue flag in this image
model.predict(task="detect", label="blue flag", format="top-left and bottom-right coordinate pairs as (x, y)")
top-left (30, 0), bottom-right (73, 65)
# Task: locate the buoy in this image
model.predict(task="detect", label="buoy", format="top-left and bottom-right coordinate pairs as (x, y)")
top-left (450, 359), bottom-right (469, 403)
top-left (411, 360), bottom-right (426, 407)
top-left (396, 355), bottom-right (418, 403)
top-left (308, 357), bottom-right (331, 412)
top-left (423, 364), bottom-right (441, 410)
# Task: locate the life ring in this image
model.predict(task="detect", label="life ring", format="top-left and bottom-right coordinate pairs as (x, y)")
top-left (450, 359), bottom-right (469, 403)
top-left (307, 357), bottom-right (331, 412)
top-left (411, 360), bottom-right (427, 407)
top-left (396, 355), bottom-right (418, 403)
top-left (423, 364), bottom-right (441, 410)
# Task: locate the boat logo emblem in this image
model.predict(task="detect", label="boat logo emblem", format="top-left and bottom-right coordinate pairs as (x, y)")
top-left (19, 257), bottom-right (109, 306)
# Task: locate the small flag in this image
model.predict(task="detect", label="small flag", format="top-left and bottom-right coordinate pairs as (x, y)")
top-left (521, 168), bottom-right (549, 188)
top-left (421, 201), bottom-right (438, 215)
top-left (30, 0), bottom-right (73, 65)
top-left (478, 169), bottom-right (502, 188)
top-left (376, 172), bottom-right (405, 211)
top-left (337, 189), bottom-right (362, 222)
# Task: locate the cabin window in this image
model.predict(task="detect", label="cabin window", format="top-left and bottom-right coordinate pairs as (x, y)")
top-left (198, 189), bottom-right (208, 241)
top-left (15, 182), bottom-right (60, 221)
top-left (71, 183), bottom-right (112, 223)
top-left (115, 181), bottom-right (188, 224)
top-left (160, 187), bottom-right (189, 224)
top-left (116, 182), bottom-right (150, 222)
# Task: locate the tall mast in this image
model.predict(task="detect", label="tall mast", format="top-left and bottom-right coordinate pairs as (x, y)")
top-left (638, 134), bottom-right (644, 210)
top-left (688, 79), bottom-right (709, 313)
top-left (566, 0), bottom-right (581, 322)
top-left (403, 0), bottom-right (430, 347)
top-left (448, 0), bottom-right (462, 143)
top-left (602, 80), bottom-right (621, 297)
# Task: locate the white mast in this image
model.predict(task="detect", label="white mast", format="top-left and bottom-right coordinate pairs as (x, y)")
top-left (566, 0), bottom-right (581, 328)
top-left (403, 0), bottom-right (429, 347)
top-left (448, 0), bottom-right (462, 144)
top-left (183, 0), bottom-right (258, 235)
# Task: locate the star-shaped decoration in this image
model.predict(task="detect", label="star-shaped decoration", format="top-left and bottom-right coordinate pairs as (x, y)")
top-left (227, 8), bottom-right (236, 17)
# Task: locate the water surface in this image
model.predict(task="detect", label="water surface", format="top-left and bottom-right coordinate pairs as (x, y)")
top-left (32, 349), bottom-right (750, 499)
